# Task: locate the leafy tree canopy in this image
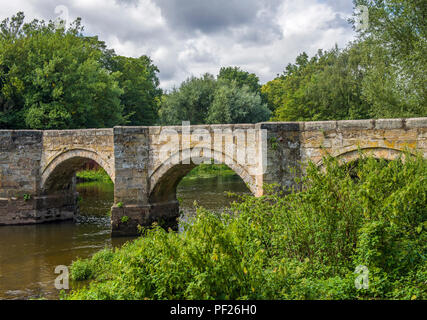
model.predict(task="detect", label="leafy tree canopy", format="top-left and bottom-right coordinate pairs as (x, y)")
top-left (159, 70), bottom-right (270, 125)
top-left (218, 66), bottom-right (261, 94)
top-left (112, 55), bottom-right (162, 126)
top-left (0, 12), bottom-right (161, 129)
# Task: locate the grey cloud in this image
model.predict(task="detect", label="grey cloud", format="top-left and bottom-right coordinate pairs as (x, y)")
top-left (115, 0), bottom-right (139, 6)
top-left (324, 13), bottom-right (353, 30)
top-left (0, 0), bottom-right (355, 89)
top-left (153, 0), bottom-right (282, 35)
top-left (319, 0), bottom-right (354, 14)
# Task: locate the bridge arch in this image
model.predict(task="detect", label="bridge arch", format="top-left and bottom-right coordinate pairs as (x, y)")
top-left (149, 149), bottom-right (257, 203)
top-left (41, 149), bottom-right (114, 192)
top-left (315, 147), bottom-right (416, 167)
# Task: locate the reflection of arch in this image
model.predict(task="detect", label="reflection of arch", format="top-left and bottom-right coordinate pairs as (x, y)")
top-left (41, 149), bottom-right (114, 192)
top-left (316, 147), bottom-right (413, 167)
top-left (149, 149), bottom-right (257, 202)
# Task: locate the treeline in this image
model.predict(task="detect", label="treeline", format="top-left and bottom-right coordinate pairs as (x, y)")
top-left (265, 0), bottom-right (426, 121)
top-left (1, 0), bottom-right (426, 130)
top-left (158, 68), bottom-right (270, 125)
top-left (0, 12), bottom-right (161, 129)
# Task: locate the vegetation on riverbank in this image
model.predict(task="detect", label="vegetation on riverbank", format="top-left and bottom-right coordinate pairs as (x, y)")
top-left (67, 154), bottom-right (427, 300)
top-left (76, 164), bottom-right (237, 184)
top-left (76, 169), bottom-right (112, 183)
top-left (182, 164), bottom-right (237, 180)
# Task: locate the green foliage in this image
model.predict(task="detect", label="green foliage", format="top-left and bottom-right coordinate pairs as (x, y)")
top-left (182, 164), bottom-right (237, 180)
top-left (351, 0), bottom-right (426, 118)
top-left (269, 137), bottom-right (278, 151)
top-left (121, 216), bottom-right (129, 224)
top-left (264, 0), bottom-right (426, 122)
top-left (71, 249), bottom-right (116, 281)
top-left (117, 202), bottom-right (124, 208)
top-left (23, 193), bottom-right (31, 201)
top-left (217, 66), bottom-right (262, 95)
top-left (111, 55), bottom-right (162, 126)
top-left (207, 80), bottom-right (270, 124)
top-left (67, 154), bottom-right (426, 300)
top-left (159, 73), bottom-right (217, 125)
top-left (0, 12), bottom-right (161, 129)
top-left (265, 46), bottom-right (372, 122)
top-left (76, 168), bottom-right (112, 183)
top-left (158, 71), bottom-right (270, 125)
top-left (0, 12), bottom-right (125, 129)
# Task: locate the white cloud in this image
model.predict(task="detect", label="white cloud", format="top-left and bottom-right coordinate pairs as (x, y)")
top-left (0, 0), bottom-right (356, 89)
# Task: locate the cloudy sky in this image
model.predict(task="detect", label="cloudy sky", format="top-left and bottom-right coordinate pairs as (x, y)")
top-left (0, 0), bottom-right (356, 90)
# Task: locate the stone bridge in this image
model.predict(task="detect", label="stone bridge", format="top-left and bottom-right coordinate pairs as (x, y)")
top-left (1, 118), bottom-right (426, 236)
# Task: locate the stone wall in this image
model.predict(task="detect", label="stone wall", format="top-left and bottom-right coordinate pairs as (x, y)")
top-left (0, 130), bottom-right (42, 224)
top-left (259, 118), bottom-right (427, 191)
top-left (0, 129), bottom-right (115, 225)
top-left (41, 129), bottom-right (115, 192)
top-left (1, 117), bottom-right (426, 232)
top-left (300, 118), bottom-right (426, 166)
top-left (111, 127), bottom-right (152, 236)
top-left (0, 130), bottom-right (76, 225)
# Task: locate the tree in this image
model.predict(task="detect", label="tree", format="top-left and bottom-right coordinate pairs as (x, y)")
top-left (0, 12), bottom-right (124, 129)
top-left (217, 66), bottom-right (261, 93)
top-left (159, 72), bottom-right (270, 125)
top-left (207, 80), bottom-right (270, 124)
top-left (352, 0), bottom-right (427, 118)
top-left (112, 55), bottom-right (162, 126)
top-left (158, 73), bottom-right (217, 125)
top-left (264, 46), bottom-right (372, 122)
top-left (262, 0), bottom-right (426, 122)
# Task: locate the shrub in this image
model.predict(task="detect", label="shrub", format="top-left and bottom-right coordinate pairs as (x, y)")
top-left (67, 153), bottom-right (426, 300)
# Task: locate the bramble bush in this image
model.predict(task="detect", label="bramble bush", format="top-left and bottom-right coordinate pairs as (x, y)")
top-left (67, 153), bottom-right (426, 300)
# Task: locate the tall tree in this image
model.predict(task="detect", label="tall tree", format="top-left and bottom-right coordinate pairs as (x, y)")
top-left (217, 66), bottom-right (261, 93)
top-left (158, 73), bottom-right (217, 125)
top-left (112, 55), bottom-right (162, 126)
top-left (264, 47), bottom-right (372, 121)
top-left (207, 80), bottom-right (270, 124)
top-left (352, 0), bottom-right (427, 117)
top-left (0, 12), bottom-right (124, 129)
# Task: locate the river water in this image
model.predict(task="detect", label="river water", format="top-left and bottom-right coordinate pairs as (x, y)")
top-left (0, 175), bottom-right (250, 300)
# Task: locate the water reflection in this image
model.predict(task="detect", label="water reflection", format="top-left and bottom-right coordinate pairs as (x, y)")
top-left (0, 174), bottom-right (250, 300)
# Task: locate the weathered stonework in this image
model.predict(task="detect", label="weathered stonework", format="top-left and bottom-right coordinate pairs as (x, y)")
top-left (1, 117), bottom-right (426, 235)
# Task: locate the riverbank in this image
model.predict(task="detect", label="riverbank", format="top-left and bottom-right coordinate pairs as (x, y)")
top-left (76, 165), bottom-right (237, 184)
top-left (0, 171), bottom-right (250, 300)
top-left (182, 164), bottom-right (236, 180)
top-left (67, 154), bottom-right (427, 300)
top-left (76, 169), bottom-right (113, 183)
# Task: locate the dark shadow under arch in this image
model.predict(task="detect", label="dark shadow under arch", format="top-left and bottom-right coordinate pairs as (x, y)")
top-left (41, 150), bottom-right (114, 193)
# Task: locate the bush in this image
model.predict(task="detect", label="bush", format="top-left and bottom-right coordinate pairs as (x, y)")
top-left (67, 153), bottom-right (426, 300)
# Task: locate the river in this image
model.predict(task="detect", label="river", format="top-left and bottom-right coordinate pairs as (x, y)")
top-left (0, 174), bottom-right (250, 300)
